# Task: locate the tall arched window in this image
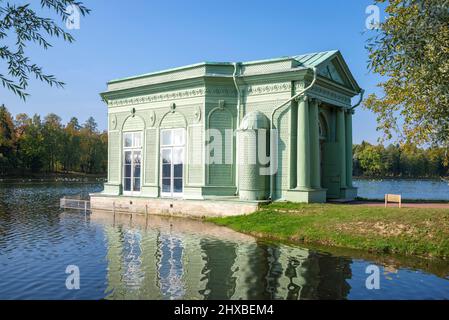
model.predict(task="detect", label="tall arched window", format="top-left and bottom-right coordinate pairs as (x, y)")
top-left (123, 131), bottom-right (142, 195)
top-left (122, 115), bottom-right (145, 195)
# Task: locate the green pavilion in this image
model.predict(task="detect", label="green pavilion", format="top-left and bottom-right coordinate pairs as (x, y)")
top-left (92, 50), bottom-right (363, 216)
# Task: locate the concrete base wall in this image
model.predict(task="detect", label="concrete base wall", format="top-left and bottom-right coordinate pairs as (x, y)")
top-left (103, 183), bottom-right (121, 195)
top-left (284, 188), bottom-right (327, 203)
top-left (90, 193), bottom-right (262, 218)
top-left (340, 187), bottom-right (358, 200)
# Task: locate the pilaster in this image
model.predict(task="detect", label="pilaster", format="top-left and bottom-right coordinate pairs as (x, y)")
top-left (309, 98), bottom-right (321, 189)
top-left (336, 109), bottom-right (346, 189)
top-left (296, 95), bottom-right (310, 189)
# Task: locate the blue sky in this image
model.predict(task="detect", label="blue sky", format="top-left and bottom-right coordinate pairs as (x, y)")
top-left (1, 0), bottom-right (386, 144)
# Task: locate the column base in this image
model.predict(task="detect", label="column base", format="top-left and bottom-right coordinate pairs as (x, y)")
top-left (340, 187), bottom-right (358, 200)
top-left (284, 188), bottom-right (327, 203)
top-left (102, 183), bottom-right (121, 195)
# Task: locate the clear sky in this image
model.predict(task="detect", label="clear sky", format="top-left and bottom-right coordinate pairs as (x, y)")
top-left (1, 0), bottom-right (386, 144)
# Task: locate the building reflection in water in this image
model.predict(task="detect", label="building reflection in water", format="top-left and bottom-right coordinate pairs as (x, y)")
top-left (93, 211), bottom-right (351, 300)
top-left (157, 233), bottom-right (185, 299)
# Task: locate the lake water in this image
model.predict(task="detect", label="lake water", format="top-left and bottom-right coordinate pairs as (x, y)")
top-left (0, 181), bottom-right (449, 300)
top-left (354, 178), bottom-right (449, 201)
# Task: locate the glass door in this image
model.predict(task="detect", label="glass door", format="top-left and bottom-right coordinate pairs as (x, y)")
top-left (160, 129), bottom-right (185, 198)
top-left (123, 132), bottom-right (142, 195)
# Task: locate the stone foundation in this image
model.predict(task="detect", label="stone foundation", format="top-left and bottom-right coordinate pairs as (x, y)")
top-left (89, 193), bottom-right (264, 218)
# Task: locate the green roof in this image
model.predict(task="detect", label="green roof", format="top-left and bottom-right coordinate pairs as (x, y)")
top-left (292, 50), bottom-right (339, 67)
top-left (108, 50), bottom-right (339, 84)
top-left (106, 50), bottom-right (360, 93)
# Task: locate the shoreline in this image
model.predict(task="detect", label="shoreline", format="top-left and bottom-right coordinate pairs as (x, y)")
top-left (208, 202), bottom-right (449, 260)
top-left (0, 172), bottom-right (106, 183)
top-left (354, 176), bottom-right (449, 181)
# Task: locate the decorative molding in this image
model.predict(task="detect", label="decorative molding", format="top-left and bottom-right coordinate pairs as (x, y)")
top-left (107, 82), bottom-right (351, 108)
top-left (205, 87), bottom-right (237, 97)
top-left (110, 115), bottom-right (117, 130)
top-left (158, 109), bottom-right (188, 128)
top-left (194, 106), bottom-right (201, 123)
top-left (306, 85), bottom-right (351, 106)
top-left (149, 110), bottom-right (156, 127)
top-left (108, 88), bottom-right (207, 107)
top-left (244, 83), bottom-right (292, 96)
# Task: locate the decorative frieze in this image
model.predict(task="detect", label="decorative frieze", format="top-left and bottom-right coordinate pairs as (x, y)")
top-left (108, 82), bottom-right (351, 108)
top-left (244, 83), bottom-right (292, 96)
top-left (109, 88), bottom-right (207, 107)
top-left (306, 85), bottom-right (351, 106)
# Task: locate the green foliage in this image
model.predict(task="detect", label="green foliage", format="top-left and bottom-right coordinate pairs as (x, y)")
top-left (1, 104), bottom-right (107, 175)
top-left (0, 0), bottom-right (90, 99)
top-left (209, 202), bottom-right (449, 258)
top-left (364, 0), bottom-right (449, 148)
top-left (0, 104), bottom-right (15, 174)
top-left (353, 141), bottom-right (449, 178)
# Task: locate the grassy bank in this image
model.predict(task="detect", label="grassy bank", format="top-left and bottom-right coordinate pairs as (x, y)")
top-left (208, 203), bottom-right (449, 259)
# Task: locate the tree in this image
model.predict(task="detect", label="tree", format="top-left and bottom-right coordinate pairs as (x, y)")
top-left (0, 104), bottom-right (15, 174)
top-left (42, 113), bottom-right (63, 172)
top-left (79, 116), bottom-right (99, 173)
top-left (83, 116), bottom-right (97, 133)
top-left (0, 0), bottom-right (90, 99)
top-left (16, 114), bottom-right (45, 173)
top-left (364, 0), bottom-right (449, 148)
top-left (357, 143), bottom-right (385, 176)
top-left (0, 105), bottom-right (107, 176)
top-left (383, 144), bottom-right (401, 176)
top-left (61, 117), bottom-right (81, 171)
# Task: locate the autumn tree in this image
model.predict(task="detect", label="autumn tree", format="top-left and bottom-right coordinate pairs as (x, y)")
top-left (0, 104), bottom-right (15, 173)
top-left (61, 117), bottom-right (81, 171)
top-left (364, 0), bottom-right (449, 148)
top-left (15, 114), bottom-right (45, 172)
top-left (42, 113), bottom-right (63, 172)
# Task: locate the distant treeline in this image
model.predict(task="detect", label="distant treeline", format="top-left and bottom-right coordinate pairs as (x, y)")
top-left (353, 141), bottom-right (449, 178)
top-left (0, 105), bottom-right (107, 176)
top-left (2, 103), bottom-right (449, 179)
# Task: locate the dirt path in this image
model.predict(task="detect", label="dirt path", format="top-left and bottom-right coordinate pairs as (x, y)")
top-left (348, 201), bottom-right (449, 209)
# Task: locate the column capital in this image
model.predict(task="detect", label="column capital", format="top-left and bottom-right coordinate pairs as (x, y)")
top-left (310, 98), bottom-right (323, 106)
top-left (295, 94), bottom-right (309, 103)
top-left (345, 108), bottom-right (355, 115)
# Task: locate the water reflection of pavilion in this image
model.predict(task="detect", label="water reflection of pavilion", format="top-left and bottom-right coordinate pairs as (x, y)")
top-left (93, 211), bottom-right (351, 300)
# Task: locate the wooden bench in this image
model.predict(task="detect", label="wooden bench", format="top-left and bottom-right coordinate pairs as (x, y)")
top-left (385, 194), bottom-right (402, 208)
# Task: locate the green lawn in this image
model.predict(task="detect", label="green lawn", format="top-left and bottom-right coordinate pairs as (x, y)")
top-left (208, 203), bottom-right (449, 259)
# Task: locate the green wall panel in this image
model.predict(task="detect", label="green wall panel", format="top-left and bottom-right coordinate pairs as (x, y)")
top-left (187, 125), bottom-right (203, 185)
top-left (108, 131), bottom-right (120, 183)
top-left (145, 128), bottom-right (157, 184)
top-left (207, 108), bottom-right (234, 187)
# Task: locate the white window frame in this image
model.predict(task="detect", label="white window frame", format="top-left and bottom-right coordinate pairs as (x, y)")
top-left (123, 131), bottom-right (143, 196)
top-left (160, 128), bottom-right (185, 198)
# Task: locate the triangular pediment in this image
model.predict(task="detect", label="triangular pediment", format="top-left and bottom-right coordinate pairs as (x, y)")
top-left (293, 51), bottom-right (361, 93)
top-left (317, 59), bottom-right (348, 85)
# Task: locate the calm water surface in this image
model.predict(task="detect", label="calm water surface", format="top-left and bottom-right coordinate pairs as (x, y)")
top-left (354, 178), bottom-right (449, 200)
top-left (0, 182), bottom-right (448, 300)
